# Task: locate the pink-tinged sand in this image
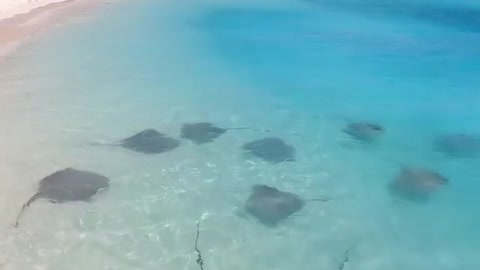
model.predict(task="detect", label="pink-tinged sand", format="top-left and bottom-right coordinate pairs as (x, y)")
top-left (0, 0), bottom-right (68, 20)
top-left (0, 0), bottom-right (111, 59)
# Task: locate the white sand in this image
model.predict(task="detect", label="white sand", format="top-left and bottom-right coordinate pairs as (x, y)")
top-left (0, 0), bottom-right (69, 20)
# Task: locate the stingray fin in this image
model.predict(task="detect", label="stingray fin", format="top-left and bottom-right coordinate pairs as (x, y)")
top-left (14, 193), bottom-right (42, 228)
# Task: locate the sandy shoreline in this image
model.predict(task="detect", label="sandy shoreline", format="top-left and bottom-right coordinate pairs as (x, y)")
top-left (0, 0), bottom-right (67, 20)
top-left (0, 0), bottom-right (108, 59)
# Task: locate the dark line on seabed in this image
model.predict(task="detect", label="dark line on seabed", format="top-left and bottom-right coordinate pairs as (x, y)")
top-left (338, 248), bottom-right (350, 270)
top-left (195, 221), bottom-right (205, 270)
top-left (194, 220), bottom-right (350, 270)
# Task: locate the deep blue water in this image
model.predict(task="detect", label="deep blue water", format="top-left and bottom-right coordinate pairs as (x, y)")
top-left (1, 0), bottom-right (480, 269)
top-left (203, 2), bottom-right (480, 125)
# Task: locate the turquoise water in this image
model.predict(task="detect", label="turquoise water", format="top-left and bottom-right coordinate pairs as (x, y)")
top-left (1, 0), bottom-right (480, 269)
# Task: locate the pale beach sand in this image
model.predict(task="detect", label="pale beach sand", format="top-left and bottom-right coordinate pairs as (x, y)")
top-left (0, 0), bottom-right (69, 20)
top-left (0, 1), bottom-right (119, 269)
top-left (0, 0), bottom-right (110, 58)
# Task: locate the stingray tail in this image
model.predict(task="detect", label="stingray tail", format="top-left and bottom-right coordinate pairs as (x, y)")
top-left (226, 127), bottom-right (272, 133)
top-left (86, 141), bottom-right (120, 147)
top-left (307, 197), bottom-right (331, 202)
top-left (307, 193), bottom-right (354, 202)
top-left (14, 193), bottom-right (41, 228)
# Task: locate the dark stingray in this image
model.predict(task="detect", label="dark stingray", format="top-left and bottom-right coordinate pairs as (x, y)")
top-left (245, 185), bottom-right (332, 226)
top-left (434, 134), bottom-right (480, 157)
top-left (180, 122), bottom-right (271, 144)
top-left (14, 168), bottom-right (109, 227)
top-left (242, 137), bottom-right (295, 164)
top-left (106, 129), bottom-right (181, 154)
top-left (343, 122), bottom-right (385, 142)
top-left (388, 167), bottom-right (448, 203)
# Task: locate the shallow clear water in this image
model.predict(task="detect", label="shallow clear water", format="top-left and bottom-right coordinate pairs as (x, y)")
top-left (1, 0), bottom-right (480, 269)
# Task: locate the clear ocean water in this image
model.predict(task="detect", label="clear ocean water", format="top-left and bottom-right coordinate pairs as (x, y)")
top-left (1, 0), bottom-right (480, 269)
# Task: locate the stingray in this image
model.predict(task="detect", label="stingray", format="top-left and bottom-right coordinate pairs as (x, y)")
top-left (434, 133), bottom-right (480, 157)
top-left (388, 167), bottom-right (448, 203)
top-left (343, 121), bottom-right (385, 142)
top-left (94, 129), bottom-right (181, 154)
top-left (242, 137), bottom-right (295, 164)
top-left (14, 168), bottom-right (109, 227)
top-left (244, 184), bottom-right (336, 226)
top-left (180, 122), bottom-right (271, 144)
